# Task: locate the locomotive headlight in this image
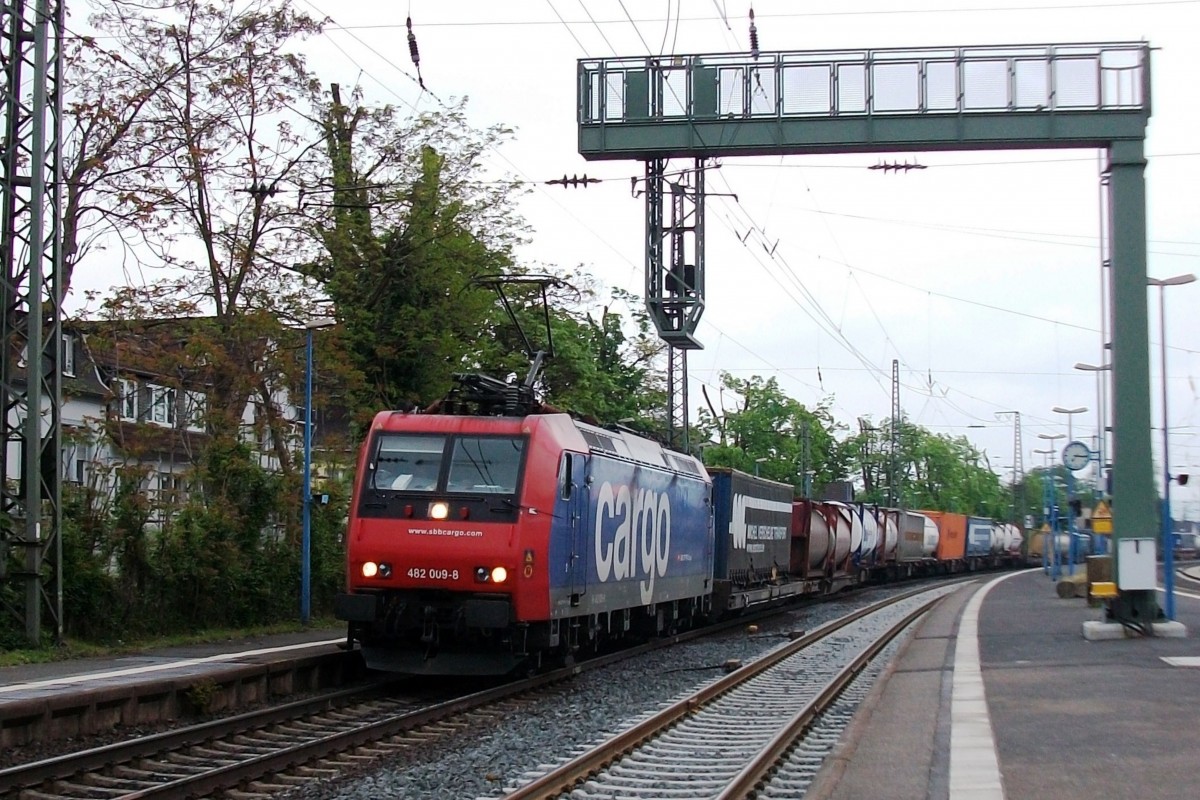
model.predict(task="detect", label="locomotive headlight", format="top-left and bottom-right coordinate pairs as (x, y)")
top-left (429, 501), bottom-right (449, 520)
top-left (361, 561), bottom-right (392, 579)
top-left (474, 565), bottom-right (508, 583)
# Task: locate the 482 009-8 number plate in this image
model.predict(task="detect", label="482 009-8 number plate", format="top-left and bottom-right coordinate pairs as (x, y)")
top-left (407, 567), bottom-right (459, 581)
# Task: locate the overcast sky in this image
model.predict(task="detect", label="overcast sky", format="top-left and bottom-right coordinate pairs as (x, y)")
top-left (88, 1), bottom-right (1200, 518)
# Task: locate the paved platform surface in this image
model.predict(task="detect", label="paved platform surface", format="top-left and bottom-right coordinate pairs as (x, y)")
top-left (0, 624), bottom-right (347, 693)
top-left (809, 564), bottom-right (1200, 800)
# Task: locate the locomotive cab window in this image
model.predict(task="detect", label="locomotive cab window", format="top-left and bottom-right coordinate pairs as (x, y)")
top-left (371, 434), bottom-right (445, 492)
top-left (560, 453), bottom-right (573, 500)
top-left (446, 436), bottom-right (525, 494)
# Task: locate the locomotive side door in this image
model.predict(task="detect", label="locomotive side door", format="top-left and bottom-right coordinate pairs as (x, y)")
top-left (565, 452), bottom-right (589, 606)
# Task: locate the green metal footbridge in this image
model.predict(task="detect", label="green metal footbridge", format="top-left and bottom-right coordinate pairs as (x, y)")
top-left (576, 41), bottom-right (1161, 625)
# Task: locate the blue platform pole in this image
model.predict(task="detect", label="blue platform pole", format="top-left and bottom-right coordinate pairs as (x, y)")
top-left (1067, 469), bottom-right (1076, 576)
top-left (1041, 468), bottom-right (1050, 575)
top-left (1043, 468), bottom-right (1052, 576)
top-left (1050, 477), bottom-right (1062, 582)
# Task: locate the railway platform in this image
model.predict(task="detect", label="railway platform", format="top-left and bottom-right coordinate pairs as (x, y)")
top-left (809, 564), bottom-right (1200, 800)
top-left (0, 624), bottom-right (357, 750)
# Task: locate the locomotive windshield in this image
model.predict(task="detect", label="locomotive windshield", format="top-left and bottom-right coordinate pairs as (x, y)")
top-left (447, 436), bottom-right (524, 494)
top-left (371, 434), bottom-right (445, 491)
top-left (368, 433), bottom-right (525, 495)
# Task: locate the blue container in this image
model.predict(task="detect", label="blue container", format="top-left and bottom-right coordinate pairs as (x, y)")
top-left (966, 516), bottom-right (994, 558)
top-left (711, 469), bottom-right (794, 587)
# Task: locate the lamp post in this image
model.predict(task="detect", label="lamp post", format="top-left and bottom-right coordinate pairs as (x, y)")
top-left (1034, 447), bottom-right (1056, 576)
top-left (1039, 433), bottom-right (1066, 578)
top-left (302, 318), bottom-right (337, 625)
top-left (1074, 363), bottom-right (1111, 500)
top-left (1052, 406), bottom-right (1088, 571)
top-left (1147, 272), bottom-right (1195, 621)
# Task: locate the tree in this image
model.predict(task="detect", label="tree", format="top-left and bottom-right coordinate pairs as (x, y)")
top-left (55, 1), bottom-right (344, 636)
top-left (696, 373), bottom-right (845, 494)
top-left (70, 0), bottom-right (326, 443)
top-left (310, 85), bottom-right (527, 425)
top-left (540, 290), bottom-right (665, 425)
top-left (847, 416), bottom-right (1008, 516)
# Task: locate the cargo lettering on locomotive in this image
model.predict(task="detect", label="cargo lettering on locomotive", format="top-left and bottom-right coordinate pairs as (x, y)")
top-left (730, 493), bottom-right (792, 553)
top-left (593, 481), bottom-right (673, 604)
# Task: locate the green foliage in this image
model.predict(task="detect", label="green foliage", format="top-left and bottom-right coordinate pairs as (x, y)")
top-left (149, 440), bottom-right (291, 629)
top-left (1017, 465), bottom-right (1092, 527)
top-left (47, 443), bottom-right (311, 642)
top-left (313, 90), bottom-right (525, 428)
top-left (443, 272), bottom-right (675, 437)
top-left (308, 473), bottom-right (353, 612)
top-left (520, 282), bottom-right (666, 426)
top-left (696, 373), bottom-right (845, 494)
top-left (847, 416), bottom-right (1008, 517)
top-left (184, 678), bottom-right (220, 715)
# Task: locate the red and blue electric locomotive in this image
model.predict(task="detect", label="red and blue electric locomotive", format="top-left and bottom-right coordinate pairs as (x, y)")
top-left (334, 399), bottom-right (716, 675)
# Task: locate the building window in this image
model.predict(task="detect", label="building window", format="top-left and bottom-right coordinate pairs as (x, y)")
top-left (184, 389), bottom-right (207, 431)
top-left (118, 379), bottom-right (138, 421)
top-left (149, 384), bottom-right (177, 426)
top-left (61, 334), bottom-right (75, 377)
top-left (157, 472), bottom-right (186, 508)
top-left (74, 459), bottom-right (89, 485)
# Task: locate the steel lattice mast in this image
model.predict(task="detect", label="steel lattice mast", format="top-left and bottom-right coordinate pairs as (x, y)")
top-left (1, 0), bottom-right (64, 644)
top-left (889, 359), bottom-right (900, 507)
top-left (646, 159), bottom-right (704, 451)
top-left (997, 411), bottom-right (1025, 526)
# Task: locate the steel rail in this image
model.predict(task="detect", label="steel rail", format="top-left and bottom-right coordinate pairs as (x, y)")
top-left (500, 583), bottom-right (945, 800)
top-left (0, 592), bottom-right (811, 799)
top-left (715, 595), bottom-right (940, 799)
top-left (0, 678), bottom-right (405, 792)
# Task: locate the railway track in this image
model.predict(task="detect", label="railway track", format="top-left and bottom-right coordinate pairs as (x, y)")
top-left (0, 591), bottom-right (822, 800)
top-left (0, 664), bottom-right (591, 800)
top-left (495, 584), bottom-right (951, 800)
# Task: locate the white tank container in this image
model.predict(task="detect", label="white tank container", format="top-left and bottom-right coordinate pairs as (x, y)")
top-left (989, 524), bottom-right (1005, 554)
top-left (882, 509), bottom-right (899, 559)
top-left (844, 506), bottom-right (864, 556)
top-left (1006, 524), bottom-right (1023, 554)
top-left (807, 506), bottom-right (832, 573)
top-left (830, 503), bottom-right (853, 566)
top-left (921, 514), bottom-right (940, 557)
top-left (859, 506), bottom-right (880, 561)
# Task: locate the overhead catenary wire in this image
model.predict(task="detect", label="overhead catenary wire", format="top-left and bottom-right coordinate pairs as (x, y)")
top-left (289, 4), bottom-right (1198, 454)
top-left (324, 1), bottom-right (1200, 31)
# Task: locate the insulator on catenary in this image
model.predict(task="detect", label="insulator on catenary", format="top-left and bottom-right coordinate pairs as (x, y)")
top-left (407, 16), bottom-right (426, 91)
top-left (748, 7), bottom-right (759, 60)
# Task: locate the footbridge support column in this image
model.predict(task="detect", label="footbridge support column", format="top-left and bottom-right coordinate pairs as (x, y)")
top-left (1106, 140), bottom-right (1160, 626)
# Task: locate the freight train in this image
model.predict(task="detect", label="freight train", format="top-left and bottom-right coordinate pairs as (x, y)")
top-left (333, 406), bottom-right (1023, 676)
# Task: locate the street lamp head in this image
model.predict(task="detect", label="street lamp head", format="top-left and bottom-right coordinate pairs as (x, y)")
top-left (1052, 406), bottom-right (1087, 415)
top-left (1038, 433), bottom-right (1066, 441)
top-left (304, 317), bottom-right (337, 330)
top-left (1073, 362), bottom-right (1111, 372)
top-left (1147, 273), bottom-right (1196, 288)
